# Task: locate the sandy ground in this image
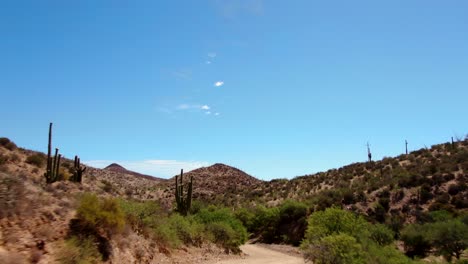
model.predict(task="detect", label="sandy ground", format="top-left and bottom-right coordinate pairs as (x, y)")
top-left (215, 244), bottom-right (305, 264)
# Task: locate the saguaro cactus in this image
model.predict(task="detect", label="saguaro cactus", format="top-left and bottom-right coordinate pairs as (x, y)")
top-left (175, 169), bottom-right (193, 216)
top-left (44, 123), bottom-right (61, 183)
top-left (367, 142), bottom-right (372, 162)
top-left (70, 155), bottom-right (86, 183)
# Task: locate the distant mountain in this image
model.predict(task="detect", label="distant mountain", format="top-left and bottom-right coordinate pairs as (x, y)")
top-left (104, 163), bottom-right (164, 182)
top-left (166, 163), bottom-right (263, 205)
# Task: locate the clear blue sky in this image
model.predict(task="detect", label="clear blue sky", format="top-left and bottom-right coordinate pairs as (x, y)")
top-left (1, 1), bottom-right (467, 180)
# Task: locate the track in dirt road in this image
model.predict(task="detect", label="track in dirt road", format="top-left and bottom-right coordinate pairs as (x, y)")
top-left (216, 244), bottom-right (305, 264)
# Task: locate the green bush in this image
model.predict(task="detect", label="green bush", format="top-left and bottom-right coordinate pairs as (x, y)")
top-left (427, 219), bottom-right (468, 261)
top-left (56, 236), bottom-right (101, 264)
top-left (400, 223), bottom-right (432, 258)
top-left (206, 221), bottom-right (240, 252)
top-left (26, 153), bottom-right (46, 168)
top-left (0, 137), bottom-right (17, 150)
top-left (250, 206), bottom-right (280, 243)
top-left (195, 207), bottom-right (247, 252)
top-left (277, 200), bottom-right (308, 245)
top-left (365, 244), bottom-right (416, 264)
top-left (304, 207), bottom-right (369, 242)
top-left (167, 214), bottom-right (205, 246)
top-left (76, 193), bottom-right (125, 237)
top-left (369, 224), bottom-right (394, 246)
top-left (302, 233), bottom-right (366, 264)
top-left (302, 207), bottom-right (415, 264)
top-left (152, 218), bottom-right (182, 248)
top-left (0, 154), bottom-right (7, 166)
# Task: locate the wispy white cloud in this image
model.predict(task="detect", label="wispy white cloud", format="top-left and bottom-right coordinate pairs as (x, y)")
top-left (215, 112), bottom-right (220, 116)
top-left (205, 111), bottom-right (211, 115)
top-left (201, 105), bottom-right (210, 110)
top-left (84, 159), bottom-right (211, 178)
top-left (171, 69), bottom-right (192, 80)
top-left (214, 81), bottom-right (224, 87)
top-left (206, 61), bottom-right (212, 64)
top-left (215, 0), bottom-right (264, 19)
top-left (177, 104), bottom-right (191, 110)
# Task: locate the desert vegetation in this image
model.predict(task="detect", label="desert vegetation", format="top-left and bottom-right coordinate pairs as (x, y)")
top-left (1, 134), bottom-right (468, 263)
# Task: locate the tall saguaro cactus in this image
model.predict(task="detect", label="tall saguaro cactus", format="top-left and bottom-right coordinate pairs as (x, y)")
top-left (44, 123), bottom-right (61, 183)
top-left (175, 169), bottom-right (193, 216)
top-left (70, 155), bottom-right (86, 183)
top-left (367, 142), bottom-right (372, 162)
top-left (405, 140), bottom-right (408, 155)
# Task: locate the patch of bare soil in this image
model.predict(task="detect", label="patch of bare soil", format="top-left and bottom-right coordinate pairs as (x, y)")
top-left (214, 244), bottom-right (305, 264)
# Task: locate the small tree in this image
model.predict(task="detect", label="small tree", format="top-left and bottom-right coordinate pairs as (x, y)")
top-left (428, 219), bottom-right (468, 261)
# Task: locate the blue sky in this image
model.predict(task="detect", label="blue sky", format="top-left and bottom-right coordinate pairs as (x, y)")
top-left (1, 1), bottom-right (467, 180)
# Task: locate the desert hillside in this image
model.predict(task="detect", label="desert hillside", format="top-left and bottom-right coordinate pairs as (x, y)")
top-left (0, 136), bottom-right (467, 263)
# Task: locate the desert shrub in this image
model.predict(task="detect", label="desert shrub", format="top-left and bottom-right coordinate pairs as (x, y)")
top-left (167, 214), bottom-right (205, 246)
top-left (195, 207), bottom-right (247, 252)
top-left (435, 192), bottom-right (451, 204)
top-left (451, 193), bottom-right (468, 209)
top-left (400, 224), bottom-right (432, 258)
top-left (428, 202), bottom-right (454, 212)
top-left (302, 233), bottom-right (366, 264)
top-left (387, 213), bottom-right (405, 239)
top-left (234, 207), bottom-right (255, 231)
top-left (0, 174), bottom-right (27, 218)
top-left (0, 154), bottom-right (7, 165)
top-left (276, 200), bottom-right (308, 245)
top-left (302, 207), bottom-right (417, 263)
top-left (342, 189), bottom-right (356, 204)
top-left (303, 207), bottom-right (368, 242)
top-left (428, 210), bottom-right (453, 222)
top-left (392, 189), bottom-right (405, 203)
top-left (205, 221), bottom-right (240, 252)
top-left (368, 224), bottom-right (394, 246)
top-left (419, 184), bottom-right (433, 204)
top-left (371, 203), bottom-right (387, 223)
top-left (365, 244), bottom-right (416, 264)
top-left (56, 236), bottom-right (101, 264)
top-left (448, 183), bottom-right (467, 196)
top-left (100, 180), bottom-right (114, 193)
top-left (431, 174), bottom-right (446, 186)
top-left (76, 193), bottom-right (125, 237)
top-left (152, 219), bottom-right (182, 248)
top-left (378, 197), bottom-right (390, 212)
top-left (8, 153), bottom-right (20, 162)
top-left (427, 219), bottom-right (468, 261)
top-left (26, 153), bottom-right (46, 168)
top-left (249, 205), bottom-right (280, 243)
top-left (0, 138), bottom-right (17, 150)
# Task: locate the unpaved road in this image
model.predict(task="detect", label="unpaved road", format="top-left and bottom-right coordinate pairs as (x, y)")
top-left (216, 244), bottom-right (305, 264)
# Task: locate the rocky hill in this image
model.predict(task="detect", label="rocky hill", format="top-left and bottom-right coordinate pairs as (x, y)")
top-left (104, 163), bottom-right (165, 182)
top-left (1, 136), bottom-right (467, 263)
top-left (222, 139), bottom-right (468, 223)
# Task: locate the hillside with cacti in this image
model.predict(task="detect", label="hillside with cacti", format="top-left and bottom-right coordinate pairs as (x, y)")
top-left (0, 130), bottom-right (467, 263)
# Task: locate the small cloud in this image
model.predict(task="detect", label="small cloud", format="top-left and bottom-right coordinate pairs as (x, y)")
top-left (171, 69), bottom-right (192, 80)
top-left (201, 105), bottom-right (210, 110)
top-left (205, 61), bottom-right (212, 64)
top-left (214, 81), bottom-right (224, 87)
top-left (215, 112), bottom-right (220, 116)
top-left (177, 104), bottom-right (191, 110)
top-left (208, 52), bottom-right (217, 58)
top-left (215, 0), bottom-right (264, 19)
top-left (206, 111), bottom-right (211, 115)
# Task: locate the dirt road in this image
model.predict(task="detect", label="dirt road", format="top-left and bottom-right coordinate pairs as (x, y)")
top-left (216, 244), bottom-right (305, 264)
